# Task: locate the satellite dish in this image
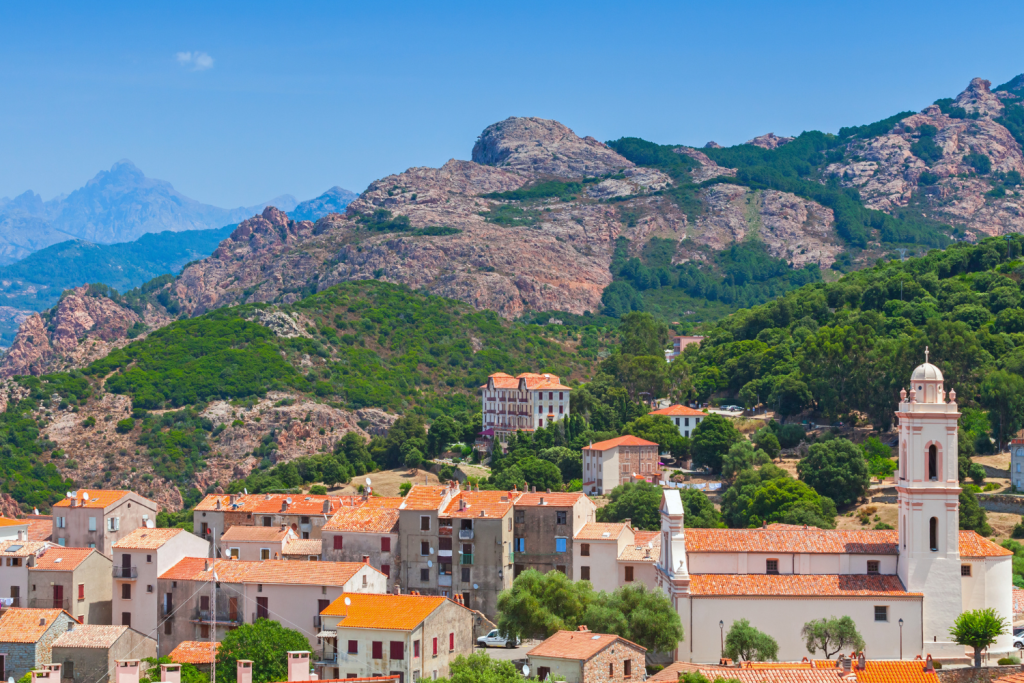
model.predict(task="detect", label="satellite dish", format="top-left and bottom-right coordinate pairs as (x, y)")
top-left (286, 497), bottom-right (292, 504)
top-left (33, 508), bottom-right (39, 515)
top-left (344, 597), bottom-right (351, 606)
top-left (65, 492), bottom-right (72, 498)
top-left (82, 492), bottom-right (89, 501)
top-left (365, 477), bottom-right (372, 486)
top-left (244, 488), bottom-right (248, 495)
top-left (522, 665), bottom-right (530, 677)
top-left (146, 520), bottom-right (155, 529)
top-left (472, 583), bottom-right (479, 590)
top-left (427, 560), bottom-right (433, 568)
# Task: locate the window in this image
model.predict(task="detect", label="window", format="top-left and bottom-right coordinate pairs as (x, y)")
top-left (581, 543), bottom-right (590, 557)
top-left (263, 517), bottom-right (271, 527)
top-left (461, 567), bottom-right (470, 582)
top-left (609, 663), bottom-right (614, 677)
top-left (515, 511), bottom-right (524, 524)
top-left (146, 555), bottom-right (152, 563)
top-left (625, 566), bottom-right (634, 582)
top-left (146, 585), bottom-right (153, 593)
top-left (372, 642), bottom-right (383, 660)
top-left (121, 612), bottom-right (131, 627)
top-left (88, 517), bottom-right (96, 532)
top-left (260, 549), bottom-right (270, 560)
top-left (685, 418), bottom-right (690, 427)
top-left (962, 564), bottom-right (972, 577)
top-left (348, 640), bottom-right (358, 654)
top-left (874, 606), bottom-right (888, 622)
top-left (556, 565), bottom-right (566, 574)
top-left (867, 561), bottom-right (880, 575)
top-left (548, 392), bottom-right (553, 400)
top-left (559, 406), bottom-right (564, 414)
top-left (390, 642), bottom-right (404, 660)
top-left (78, 584), bottom-right (84, 600)
top-left (929, 517), bottom-right (938, 551)
top-left (381, 537), bottom-right (391, 552)
top-left (164, 620), bottom-right (172, 635)
top-left (555, 538), bottom-right (567, 553)
top-left (121, 584), bottom-right (131, 600)
top-left (382, 564), bottom-right (391, 578)
top-left (624, 659), bottom-right (632, 676)
top-left (414, 640), bottom-right (420, 658)
top-left (421, 516), bottom-right (431, 531)
top-left (508, 517), bottom-right (512, 532)
top-left (515, 538), bottom-right (525, 552)
top-left (439, 537), bottom-right (452, 551)
top-left (108, 517), bottom-right (119, 531)
top-left (421, 541), bottom-right (430, 556)
top-left (229, 548), bottom-right (240, 559)
top-left (928, 444), bottom-right (938, 480)
top-left (200, 624), bottom-right (209, 639)
top-left (538, 405), bottom-right (543, 414)
top-left (420, 568), bottom-right (430, 582)
top-left (432, 637), bottom-right (438, 656)
top-left (581, 566), bottom-right (590, 581)
top-left (556, 511), bottom-right (567, 525)
top-left (449, 633), bottom-right (454, 651)
top-left (766, 559), bottom-right (779, 575)
top-left (333, 536), bottom-right (343, 550)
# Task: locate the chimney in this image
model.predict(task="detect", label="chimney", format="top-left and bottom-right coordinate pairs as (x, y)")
top-left (115, 660), bottom-right (141, 683)
top-left (393, 584), bottom-right (401, 595)
top-left (531, 486), bottom-right (536, 494)
top-left (923, 655), bottom-right (934, 673)
top-left (322, 500), bottom-right (330, 514)
top-left (215, 499), bottom-right (222, 510)
top-left (842, 657), bottom-right (852, 673)
top-left (230, 494), bottom-right (240, 505)
top-left (204, 560), bottom-right (210, 572)
top-left (236, 661), bottom-right (253, 683)
top-left (856, 653), bottom-right (866, 671)
top-left (539, 497), bottom-right (544, 506)
top-left (46, 664), bottom-right (62, 679)
top-left (286, 652), bottom-right (310, 682)
top-left (624, 518), bottom-right (631, 528)
top-left (546, 488), bottom-right (551, 494)
top-left (265, 493), bottom-right (271, 501)
top-left (478, 510), bottom-right (485, 517)
top-left (160, 664), bottom-right (181, 683)
top-left (282, 500), bottom-right (289, 512)
top-left (363, 556), bottom-right (370, 564)
top-left (17, 530), bottom-right (25, 542)
top-left (31, 672), bottom-right (53, 683)
top-left (576, 625), bottom-right (589, 632)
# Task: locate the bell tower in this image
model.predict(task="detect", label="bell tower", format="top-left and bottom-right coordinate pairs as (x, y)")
top-left (896, 348), bottom-right (962, 656)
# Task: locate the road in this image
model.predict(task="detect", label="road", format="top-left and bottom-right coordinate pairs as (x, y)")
top-left (476, 639), bottom-right (540, 662)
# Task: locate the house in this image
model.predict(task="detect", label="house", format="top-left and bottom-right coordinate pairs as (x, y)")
top-left (322, 499), bottom-right (403, 589)
top-left (511, 491), bottom-right (594, 579)
top-left (1012, 436), bottom-right (1024, 491)
top-left (220, 525), bottom-right (299, 561)
top-left (397, 485), bottom-right (457, 604)
top-left (166, 641), bottom-right (219, 674)
top-left (526, 626), bottom-right (646, 683)
top-left (582, 435), bottom-right (659, 495)
top-left (0, 607), bottom-right (77, 679)
top-left (110, 527), bottom-right (210, 636)
top-left (0, 539), bottom-right (53, 609)
top-left (649, 404), bottom-right (706, 438)
top-left (479, 372), bottom-right (571, 447)
top-left (157, 558), bottom-right (386, 653)
top-left (667, 335), bottom-right (704, 362)
top-left (50, 625), bottom-right (156, 683)
top-left (281, 539), bottom-right (322, 561)
top-left (0, 518), bottom-right (30, 542)
top-left (617, 531), bottom-right (661, 590)
top-left (28, 547), bottom-right (112, 624)
top-left (51, 491), bottom-right (158, 557)
top-left (315, 592), bottom-right (474, 682)
top-left (572, 523), bottom-right (633, 592)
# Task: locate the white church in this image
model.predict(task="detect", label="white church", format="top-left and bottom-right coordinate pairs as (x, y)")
top-left (656, 355), bottom-right (1014, 662)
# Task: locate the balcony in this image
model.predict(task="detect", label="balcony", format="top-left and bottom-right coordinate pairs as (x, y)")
top-left (113, 566), bottom-right (138, 579)
top-left (438, 549), bottom-right (452, 557)
top-left (191, 608), bottom-right (242, 625)
top-left (461, 553), bottom-right (473, 565)
top-left (29, 598), bottom-right (70, 610)
top-left (0, 597), bottom-right (19, 608)
top-left (458, 529), bottom-right (474, 541)
top-left (438, 575), bottom-right (452, 587)
top-left (438, 527), bottom-right (453, 536)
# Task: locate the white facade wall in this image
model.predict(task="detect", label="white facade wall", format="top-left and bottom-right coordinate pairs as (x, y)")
top-left (1012, 441), bottom-right (1024, 491)
top-left (687, 552), bottom-right (897, 575)
top-left (617, 560), bottom-right (658, 591)
top-left (574, 539), bottom-right (624, 592)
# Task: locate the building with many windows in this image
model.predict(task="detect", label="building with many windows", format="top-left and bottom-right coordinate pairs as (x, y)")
top-left (52, 491), bottom-right (158, 557)
top-left (581, 436), bottom-right (660, 495)
top-left (479, 373), bottom-right (571, 446)
top-left (648, 404), bottom-right (706, 438)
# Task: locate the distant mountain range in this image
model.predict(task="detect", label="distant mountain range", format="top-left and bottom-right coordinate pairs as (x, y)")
top-left (0, 160), bottom-right (357, 264)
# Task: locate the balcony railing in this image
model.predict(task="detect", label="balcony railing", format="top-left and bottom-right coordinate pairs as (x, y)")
top-left (191, 608), bottom-right (242, 625)
top-left (458, 529), bottom-right (474, 540)
top-left (1, 597), bottom-right (20, 608)
top-left (113, 566), bottom-right (138, 579)
top-left (438, 527), bottom-right (452, 536)
top-left (460, 553), bottom-right (473, 565)
top-left (438, 575), bottom-right (452, 587)
top-left (29, 598), bottom-right (70, 610)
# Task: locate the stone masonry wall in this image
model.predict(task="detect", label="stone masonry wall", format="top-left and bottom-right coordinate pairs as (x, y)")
top-left (581, 639), bottom-right (646, 683)
top-left (936, 664), bottom-right (1023, 683)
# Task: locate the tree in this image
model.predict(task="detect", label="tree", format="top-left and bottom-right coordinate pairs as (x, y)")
top-left (769, 375), bottom-right (813, 417)
top-left (596, 480), bottom-right (662, 530)
top-left (623, 414), bottom-right (689, 459)
top-left (863, 437), bottom-right (896, 480)
top-left (427, 415), bottom-right (461, 457)
top-left (681, 488), bottom-right (725, 528)
top-left (980, 370), bottom-right (1024, 451)
top-left (583, 584), bottom-right (684, 653)
top-left (140, 658), bottom-right (207, 683)
top-left (619, 311), bottom-right (671, 357)
top-left (960, 488), bottom-right (993, 537)
top-left (216, 619), bottom-right (310, 683)
top-left (723, 619), bottom-right (779, 662)
top-left (721, 441), bottom-right (769, 480)
top-left (538, 447), bottom-right (582, 483)
top-left (721, 464), bottom-right (837, 529)
top-left (800, 616), bottom-right (865, 658)
top-left (949, 608), bottom-right (1008, 668)
top-left (797, 438), bottom-right (870, 507)
top-left (517, 457), bottom-right (563, 492)
top-left (435, 653), bottom-right (521, 683)
top-left (752, 428), bottom-right (781, 460)
top-left (691, 414), bottom-right (744, 473)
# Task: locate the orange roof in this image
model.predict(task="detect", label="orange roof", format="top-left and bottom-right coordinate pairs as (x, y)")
top-left (0, 540), bottom-right (49, 557)
top-left (527, 629), bottom-right (645, 661)
top-left (585, 435), bottom-right (658, 451)
top-left (250, 495), bottom-right (339, 515)
top-left (0, 517), bottom-right (26, 528)
top-left (321, 593), bottom-right (449, 630)
top-left (689, 574), bottom-right (919, 597)
top-left (283, 539), bottom-right (322, 556)
top-left (994, 674), bottom-right (1024, 683)
top-left (53, 490), bottom-right (133, 509)
top-left (159, 558), bottom-right (380, 586)
top-left (685, 528), bottom-right (898, 555)
top-left (33, 547), bottom-right (95, 571)
top-left (168, 640), bottom-right (220, 664)
top-left (221, 526), bottom-right (294, 543)
top-left (854, 661), bottom-right (941, 683)
top-left (193, 493), bottom-right (364, 513)
top-left (52, 625), bottom-right (128, 649)
top-left (442, 491), bottom-right (515, 519)
top-left (515, 492), bottom-right (586, 507)
top-left (650, 404), bottom-right (706, 417)
top-left (650, 663), bottom-right (841, 683)
top-left (113, 527), bottom-right (186, 550)
top-left (361, 497), bottom-right (407, 509)
top-left (574, 522), bottom-right (629, 540)
top-left (0, 608), bottom-right (73, 643)
top-left (25, 517), bottom-right (51, 542)
top-left (959, 530), bottom-right (1013, 557)
top-left (400, 485), bottom-right (450, 511)
top-left (618, 531), bottom-right (660, 562)
top-left (481, 372), bottom-right (570, 391)
top-left (324, 507), bottom-right (400, 533)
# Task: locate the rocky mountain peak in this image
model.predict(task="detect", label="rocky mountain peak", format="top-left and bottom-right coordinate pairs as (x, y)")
top-left (954, 77), bottom-right (1004, 116)
top-left (471, 116), bottom-right (633, 179)
top-left (745, 133), bottom-right (795, 149)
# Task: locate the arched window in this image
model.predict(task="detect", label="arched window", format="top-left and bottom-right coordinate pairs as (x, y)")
top-left (929, 516), bottom-right (938, 551)
top-left (928, 445), bottom-right (938, 481)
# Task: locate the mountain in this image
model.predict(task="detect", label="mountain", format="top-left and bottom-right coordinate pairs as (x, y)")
top-left (290, 186), bottom-right (359, 221)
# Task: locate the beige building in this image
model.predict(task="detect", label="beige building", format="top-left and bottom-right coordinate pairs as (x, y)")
top-left (0, 539), bottom-right (52, 608)
top-left (110, 528), bottom-right (210, 637)
top-left (28, 547), bottom-right (112, 625)
top-left (220, 526), bottom-right (299, 561)
top-left (316, 592), bottom-right (474, 682)
top-left (527, 626), bottom-right (646, 683)
top-left (480, 372), bottom-right (571, 445)
top-left (52, 491), bottom-right (158, 557)
top-left (157, 558), bottom-right (386, 653)
top-left (397, 485), bottom-right (456, 601)
top-left (51, 625), bottom-right (156, 683)
top-left (572, 523), bottom-right (633, 591)
top-left (322, 499), bottom-right (403, 590)
top-left (582, 436), bottom-right (659, 495)
top-left (511, 492), bottom-right (594, 579)
top-left (649, 404), bottom-right (705, 438)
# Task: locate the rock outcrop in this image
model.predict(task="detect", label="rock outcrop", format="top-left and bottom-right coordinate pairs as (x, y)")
top-left (745, 133), bottom-right (795, 149)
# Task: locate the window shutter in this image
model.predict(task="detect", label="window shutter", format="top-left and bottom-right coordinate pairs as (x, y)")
top-left (449, 633), bottom-right (454, 651)
top-left (78, 584), bottom-right (85, 600)
top-left (333, 535), bottom-right (343, 550)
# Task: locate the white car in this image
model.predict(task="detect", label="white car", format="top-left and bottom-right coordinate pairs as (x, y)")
top-left (1014, 634), bottom-right (1024, 649)
top-left (477, 629), bottom-right (519, 648)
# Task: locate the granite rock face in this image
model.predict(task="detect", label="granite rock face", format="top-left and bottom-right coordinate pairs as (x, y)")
top-left (745, 133), bottom-right (795, 149)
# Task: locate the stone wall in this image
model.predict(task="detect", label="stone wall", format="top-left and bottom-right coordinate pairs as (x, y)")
top-left (581, 638), bottom-right (646, 683)
top-left (936, 664), bottom-right (1022, 683)
top-left (976, 494), bottom-right (1024, 515)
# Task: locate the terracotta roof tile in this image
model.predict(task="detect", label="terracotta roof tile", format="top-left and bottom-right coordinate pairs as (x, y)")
top-left (33, 547), bottom-right (95, 571)
top-left (959, 530), bottom-right (1013, 557)
top-left (26, 517), bottom-right (52, 542)
top-left (159, 558), bottom-right (379, 586)
top-left (323, 507), bottom-right (400, 534)
top-left (0, 540), bottom-right (50, 557)
top-left (360, 497), bottom-right (407, 509)
top-left (168, 641), bottom-right (220, 664)
top-left (650, 663), bottom-right (841, 683)
top-left (527, 629), bottom-right (645, 661)
top-left (853, 661), bottom-right (942, 683)
top-left (321, 593), bottom-right (448, 629)
top-left (113, 528), bottom-right (186, 550)
top-left (52, 625), bottom-right (127, 649)
top-left (442, 491), bottom-right (515, 519)
top-left (994, 674), bottom-right (1024, 683)
top-left (585, 435), bottom-right (658, 451)
top-left (618, 531), bottom-right (661, 562)
top-left (194, 493), bottom-right (363, 513)
top-left (574, 523), bottom-right (628, 541)
top-left (0, 608), bottom-right (71, 643)
top-left (0, 517), bottom-right (26, 528)
top-left (53, 490), bottom-right (133, 509)
top-left (689, 574), bottom-right (919, 597)
top-left (283, 539), bottom-right (322, 556)
top-left (650, 405), bottom-right (706, 417)
top-left (220, 526), bottom-right (294, 543)
top-left (514, 493), bottom-right (586, 507)
top-left (685, 528), bottom-right (899, 555)
top-left (400, 486), bottom-right (451, 511)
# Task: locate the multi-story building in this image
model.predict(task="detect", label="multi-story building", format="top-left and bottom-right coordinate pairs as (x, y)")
top-left (511, 492), bottom-right (595, 579)
top-left (322, 499), bottom-right (403, 590)
top-left (581, 436), bottom-right (659, 495)
top-left (1011, 436), bottom-right (1024, 491)
top-left (110, 528), bottom-right (210, 636)
top-left (315, 592), bottom-right (474, 681)
top-left (0, 539), bottom-right (52, 608)
top-left (397, 485), bottom-right (457, 602)
top-left (28, 547), bottom-right (112, 625)
top-left (220, 526), bottom-right (299, 561)
top-left (157, 558), bottom-right (386, 653)
top-left (0, 518), bottom-right (30, 542)
top-left (52, 491), bottom-right (158, 557)
top-left (572, 523), bottom-right (633, 591)
top-left (479, 373), bottom-right (571, 445)
top-left (648, 404), bottom-right (706, 438)
top-left (667, 335), bottom-right (704, 362)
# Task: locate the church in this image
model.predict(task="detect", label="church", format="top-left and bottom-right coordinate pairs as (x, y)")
top-left (656, 355), bottom-right (1014, 662)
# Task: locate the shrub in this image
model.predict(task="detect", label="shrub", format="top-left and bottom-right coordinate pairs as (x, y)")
top-left (116, 418), bottom-right (136, 433)
top-left (81, 416), bottom-right (97, 428)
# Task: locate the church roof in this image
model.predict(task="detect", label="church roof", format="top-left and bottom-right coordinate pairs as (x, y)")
top-left (911, 362), bottom-right (943, 382)
top-left (651, 660), bottom-right (940, 683)
top-left (689, 574), bottom-right (919, 597)
top-left (959, 530), bottom-right (1013, 557)
top-left (685, 528), bottom-right (898, 554)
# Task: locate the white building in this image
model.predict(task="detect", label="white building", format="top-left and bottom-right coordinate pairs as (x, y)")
top-left (480, 373), bottom-right (571, 444)
top-left (582, 436), bottom-right (660, 495)
top-left (656, 355), bottom-right (1014, 663)
top-left (572, 522), bottom-right (660, 592)
top-left (1011, 437), bottom-right (1024, 491)
top-left (648, 405), bottom-right (705, 438)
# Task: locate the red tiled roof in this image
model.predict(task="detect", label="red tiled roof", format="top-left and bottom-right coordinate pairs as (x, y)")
top-left (0, 608), bottom-right (72, 643)
top-left (400, 486), bottom-right (450, 511)
top-left (650, 405), bottom-right (706, 417)
top-left (323, 507), bottom-right (399, 533)
top-left (585, 435), bottom-right (658, 451)
top-left (168, 641), bottom-right (220, 664)
top-left (220, 526), bottom-right (294, 543)
top-left (515, 492), bottom-right (587, 507)
top-left (994, 674), bottom-right (1024, 683)
top-left (321, 593), bottom-right (448, 629)
top-left (193, 493), bottom-right (363, 513)
top-left (685, 528), bottom-right (899, 555)
top-left (53, 490), bottom-right (134, 509)
top-left (442, 491), bottom-right (515, 519)
top-left (0, 540), bottom-right (49, 557)
top-left (33, 547), bottom-right (95, 571)
top-left (618, 531), bottom-right (660, 562)
top-left (481, 372), bottom-right (570, 391)
top-left (159, 558), bottom-right (380, 586)
top-left (52, 625), bottom-right (128, 649)
top-left (282, 539), bottom-right (322, 556)
top-left (853, 661), bottom-right (942, 683)
top-left (650, 663), bottom-right (841, 683)
top-left (113, 528), bottom-right (186, 549)
top-left (361, 497), bottom-right (407, 509)
top-left (574, 522), bottom-right (629, 540)
top-left (0, 517), bottom-right (26, 528)
top-left (25, 517), bottom-right (51, 542)
top-left (959, 530), bottom-right (1013, 557)
top-left (689, 574), bottom-right (920, 597)
top-left (527, 629), bottom-right (645, 661)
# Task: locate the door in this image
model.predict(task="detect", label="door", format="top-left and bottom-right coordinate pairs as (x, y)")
top-left (229, 597), bottom-right (239, 623)
top-left (256, 597), bottom-right (268, 619)
top-left (317, 599), bottom-right (329, 629)
top-left (53, 584), bottom-right (63, 609)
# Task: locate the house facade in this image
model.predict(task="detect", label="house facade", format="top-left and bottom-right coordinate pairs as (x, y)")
top-left (220, 525), bottom-right (300, 561)
top-left (526, 626), bottom-right (646, 683)
top-left (0, 607), bottom-right (78, 680)
top-left (648, 404), bottom-right (706, 438)
top-left (479, 373), bottom-right (571, 445)
top-left (28, 547), bottom-right (112, 625)
top-left (52, 491), bottom-right (158, 557)
top-left (582, 436), bottom-right (659, 495)
top-left (1011, 436), bottom-right (1024, 491)
top-left (397, 485), bottom-right (456, 604)
top-left (511, 492), bottom-right (594, 579)
top-left (51, 625), bottom-right (156, 683)
top-left (0, 540), bottom-right (52, 609)
top-left (322, 500), bottom-right (403, 591)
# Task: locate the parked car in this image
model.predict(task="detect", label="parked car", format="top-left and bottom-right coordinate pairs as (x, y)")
top-left (1014, 633), bottom-right (1024, 649)
top-left (477, 629), bottom-right (519, 648)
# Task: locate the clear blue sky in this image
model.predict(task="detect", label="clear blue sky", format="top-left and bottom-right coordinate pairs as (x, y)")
top-left (1, 0), bottom-right (1022, 208)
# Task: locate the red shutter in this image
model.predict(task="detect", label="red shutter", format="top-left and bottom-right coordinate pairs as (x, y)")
top-left (348, 640), bottom-right (358, 654)
top-left (381, 537), bottom-right (391, 552)
top-left (432, 637), bottom-right (437, 656)
top-left (390, 641), bottom-right (404, 660)
top-left (78, 584), bottom-right (85, 600)
top-left (333, 535), bottom-right (343, 550)
top-left (381, 564), bottom-right (390, 577)
top-left (414, 640), bottom-right (420, 658)
top-left (449, 633), bottom-right (454, 651)
top-left (372, 642), bottom-right (382, 659)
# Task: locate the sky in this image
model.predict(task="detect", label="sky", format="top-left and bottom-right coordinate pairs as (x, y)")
top-left (1, 0), bottom-right (1023, 208)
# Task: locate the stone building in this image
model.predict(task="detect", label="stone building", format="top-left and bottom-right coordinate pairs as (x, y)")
top-left (511, 492), bottom-right (594, 579)
top-left (526, 626), bottom-right (646, 683)
top-left (322, 499), bottom-right (403, 590)
top-left (52, 491), bottom-right (158, 557)
top-left (582, 436), bottom-right (660, 495)
top-left (28, 547), bottom-right (112, 625)
top-left (50, 625), bottom-right (156, 683)
top-left (0, 607), bottom-right (77, 680)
